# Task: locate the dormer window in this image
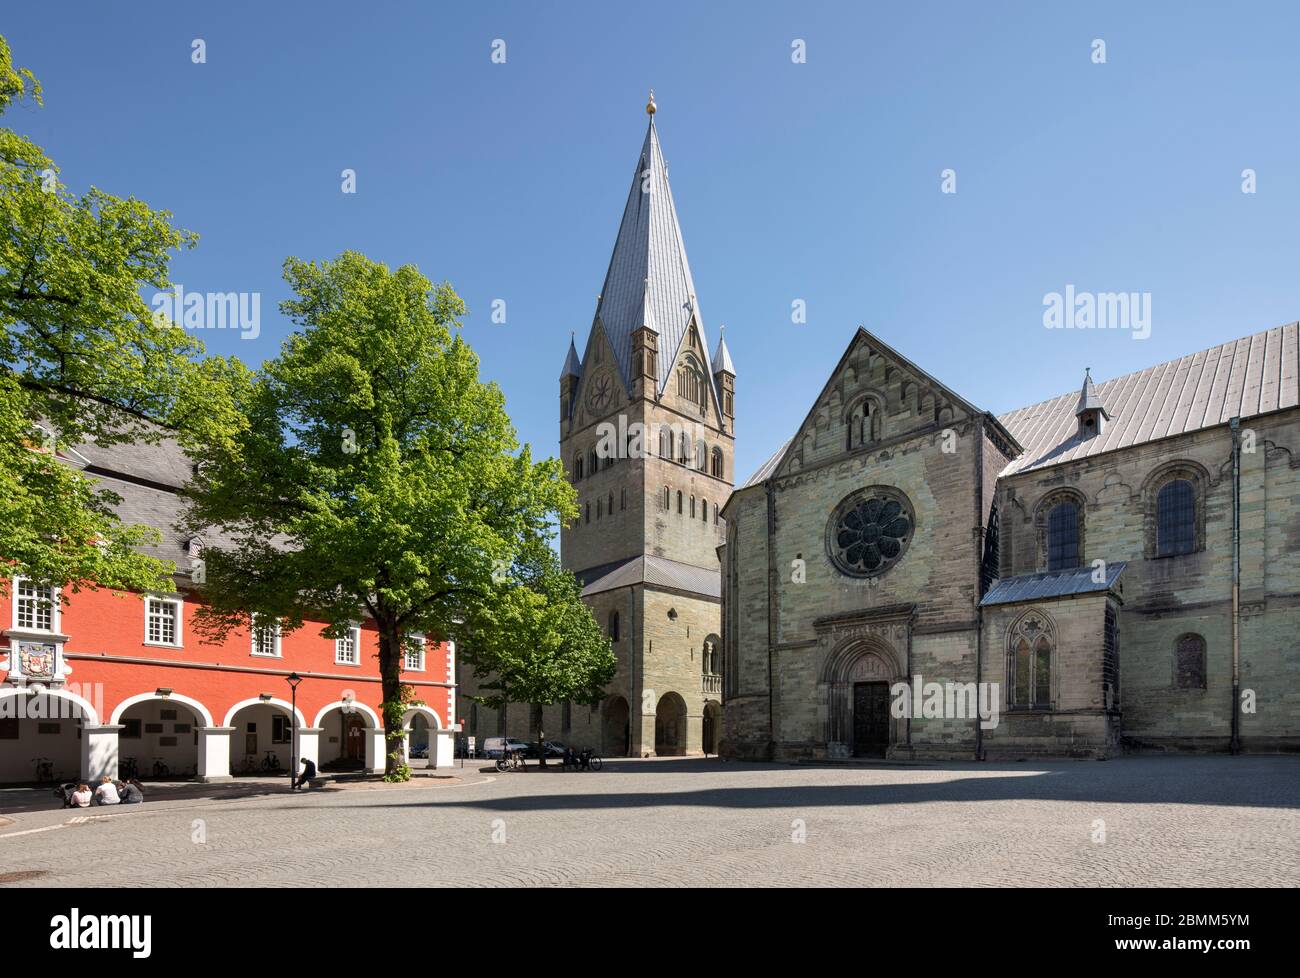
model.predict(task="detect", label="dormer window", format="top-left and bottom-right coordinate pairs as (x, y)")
top-left (1075, 368), bottom-right (1110, 440)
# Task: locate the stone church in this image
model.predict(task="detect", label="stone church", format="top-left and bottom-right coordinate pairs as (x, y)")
top-left (459, 94), bottom-right (732, 756)
top-left (722, 323), bottom-right (1300, 760)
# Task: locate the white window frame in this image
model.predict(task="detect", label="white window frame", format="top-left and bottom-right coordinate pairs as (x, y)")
top-left (404, 635), bottom-right (426, 672)
top-left (143, 595), bottom-right (184, 648)
top-left (335, 625), bottom-right (361, 666)
top-left (12, 577), bottom-right (59, 633)
top-left (250, 617), bottom-right (282, 658)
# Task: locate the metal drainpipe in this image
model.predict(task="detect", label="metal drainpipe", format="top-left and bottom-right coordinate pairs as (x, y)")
top-left (973, 421), bottom-right (986, 762)
top-left (627, 583), bottom-right (636, 758)
top-left (766, 482), bottom-right (777, 760)
top-left (1230, 417), bottom-right (1242, 755)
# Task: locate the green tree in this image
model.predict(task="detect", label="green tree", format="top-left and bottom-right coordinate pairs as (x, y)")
top-left (184, 250), bottom-right (583, 779)
top-left (458, 545), bottom-right (616, 753)
top-left (0, 34), bottom-right (241, 597)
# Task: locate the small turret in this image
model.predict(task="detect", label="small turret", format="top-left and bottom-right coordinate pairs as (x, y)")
top-left (1075, 367), bottom-right (1109, 439)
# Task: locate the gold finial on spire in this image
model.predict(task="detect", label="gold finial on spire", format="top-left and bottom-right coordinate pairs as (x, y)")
top-left (646, 89), bottom-right (656, 115)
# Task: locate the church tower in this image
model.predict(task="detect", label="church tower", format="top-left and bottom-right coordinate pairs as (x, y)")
top-left (554, 91), bottom-right (736, 756)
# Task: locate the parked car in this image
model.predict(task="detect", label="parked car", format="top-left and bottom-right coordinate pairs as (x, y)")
top-left (481, 737), bottom-right (533, 760)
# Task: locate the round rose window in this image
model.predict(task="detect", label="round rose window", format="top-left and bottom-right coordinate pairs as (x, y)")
top-left (827, 489), bottom-right (915, 577)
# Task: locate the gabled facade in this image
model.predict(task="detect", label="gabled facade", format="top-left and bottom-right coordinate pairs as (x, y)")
top-left (723, 322), bottom-right (1300, 760)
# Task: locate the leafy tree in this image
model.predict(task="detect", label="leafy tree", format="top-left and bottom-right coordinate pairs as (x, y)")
top-left (185, 251), bottom-right (582, 779)
top-left (457, 545), bottom-right (616, 750)
top-left (0, 34), bottom-right (241, 597)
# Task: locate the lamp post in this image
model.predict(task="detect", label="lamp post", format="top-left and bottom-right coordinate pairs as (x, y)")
top-left (286, 672), bottom-right (302, 789)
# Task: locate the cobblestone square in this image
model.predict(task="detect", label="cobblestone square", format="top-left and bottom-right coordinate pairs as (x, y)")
top-left (1, 756), bottom-right (1296, 887)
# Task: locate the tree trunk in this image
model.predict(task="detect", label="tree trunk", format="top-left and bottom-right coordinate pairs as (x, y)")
top-left (377, 620), bottom-right (405, 778)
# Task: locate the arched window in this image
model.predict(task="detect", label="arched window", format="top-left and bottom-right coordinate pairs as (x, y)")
top-left (695, 441), bottom-right (707, 470)
top-left (1175, 633), bottom-right (1206, 689)
top-left (620, 488), bottom-right (626, 511)
top-left (663, 486), bottom-right (670, 510)
top-left (676, 490), bottom-right (683, 514)
top-left (608, 491), bottom-right (614, 515)
top-left (596, 498), bottom-right (602, 519)
top-left (701, 499), bottom-right (708, 522)
top-left (588, 448), bottom-right (599, 474)
top-left (585, 502), bottom-right (590, 524)
top-left (608, 611), bottom-right (620, 643)
top-left (678, 432), bottom-right (689, 465)
top-left (1157, 479), bottom-right (1196, 556)
top-left (677, 355), bottom-right (706, 409)
top-left (690, 495), bottom-right (696, 518)
top-left (846, 397), bottom-right (879, 450)
top-left (659, 426), bottom-right (670, 459)
top-left (573, 455), bottom-right (583, 481)
top-left (1046, 501), bottom-right (1081, 571)
top-left (1009, 612), bottom-right (1053, 710)
top-left (702, 637), bottom-right (721, 675)
top-left (710, 448), bottom-right (723, 478)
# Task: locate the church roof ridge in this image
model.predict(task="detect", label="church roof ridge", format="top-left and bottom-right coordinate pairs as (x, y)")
top-left (999, 320), bottom-right (1300, 476)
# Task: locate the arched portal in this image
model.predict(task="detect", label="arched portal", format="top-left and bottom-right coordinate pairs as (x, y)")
top-left (602, 696), bottom-right (630, 757)
top-left (0, 689), bottom-right (93, 784)
top-left (820, 639), bottom-right (904, 759)
top-left (115, 695), bottom-right (206, 780)
top-left (654, 691), bottom-right (688, 756)
top-left (702, 700), bottom-right (722, 755)
top-left (317, 705), bottom-right (372, 770)
top-left (227, 699), bottom-right (300, 776)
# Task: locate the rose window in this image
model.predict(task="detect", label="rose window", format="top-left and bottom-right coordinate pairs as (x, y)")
top-left (828, 490), bottom-right (914, 577)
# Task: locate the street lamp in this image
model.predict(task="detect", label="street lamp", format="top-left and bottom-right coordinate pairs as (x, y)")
top-left (286, 672), bottom-right (302, 789)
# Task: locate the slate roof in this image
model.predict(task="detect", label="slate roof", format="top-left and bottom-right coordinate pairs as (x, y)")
top-left (980, 562), bottom-right (1127, 607)
top-left (559, 335), bottom-right (583, 380)
top-left (739, 438), bottom-right (792, 490)
top-left (1075, 369), bottom-right (1109, 418)
top-left (577, 553), bottom-right (720, 600)
top-left (999, 322), bottom-right (1300, 476)
top-left (712, 330), bottom-right (736, 376)
top-left (76, 432), bottom-right (194, 489)
top-left (591, 115), bottom-right (720, 407)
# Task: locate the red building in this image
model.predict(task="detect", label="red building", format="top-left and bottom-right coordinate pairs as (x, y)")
top-left (1, 435), bottom-right (456, 784)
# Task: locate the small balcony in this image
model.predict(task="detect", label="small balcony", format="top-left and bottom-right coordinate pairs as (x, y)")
top-left (702, 674), bottom-right (722, 696)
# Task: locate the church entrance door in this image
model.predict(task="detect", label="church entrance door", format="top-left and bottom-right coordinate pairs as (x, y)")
top-left (852, 681), bottom-right (889, 757)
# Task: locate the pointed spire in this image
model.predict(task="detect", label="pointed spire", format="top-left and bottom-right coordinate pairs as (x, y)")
top-left (1075, 367), bottom-right (1109, 418)
top-left (559, 332), bottom-right (582, 381)
top-left (713, 326), bottom-right (735, 376)
top-left (589, 96), bottom-right (718, 404)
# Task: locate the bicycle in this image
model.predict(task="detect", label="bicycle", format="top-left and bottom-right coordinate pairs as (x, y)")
top-left (120, 756), bottom-right (139, 780)
top-left (31, 756), bottom-right (54, 783)
top-left (261, 751), bottom-right (281, 773)
top-left (494, 749), bottom-right (524, 773)
top-left (151, 757), bottom-right (170, 778)
top-left (238, 754), bottom-right (260, 775)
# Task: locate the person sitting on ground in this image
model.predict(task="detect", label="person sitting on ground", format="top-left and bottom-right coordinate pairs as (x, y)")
top-left (92, 775), bottom-right (120, 806)
top-left (293, 757), bottom-right (318, 790)
top-left (70, 783), bottom-right (92, 808)
top-left (117, 779), bottom-right (144, 804)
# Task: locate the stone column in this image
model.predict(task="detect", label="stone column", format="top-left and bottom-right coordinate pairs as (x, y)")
top-left (363, 726), bottom-right (387, 773)
top-left (433, 729), bottom-right (455, 769)
top-left (81, 724), bottom-right (123, 783)
top-left (295, 727), bottom-right (322, 771)
top-left (196, 726), bottom-right (236, 782)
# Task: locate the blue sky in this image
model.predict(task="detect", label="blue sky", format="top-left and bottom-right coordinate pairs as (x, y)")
top-left (6, 2), bottom-right (1300, 481)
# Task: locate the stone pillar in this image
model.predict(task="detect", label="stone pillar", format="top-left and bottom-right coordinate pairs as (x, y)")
top-left (81, 724), bottom-right (123, 783)
top-left (295, 727), bottom-right (322, 771)
top-left (363, 726), bottom-right (386, 773)
top-left (433, 729), bottom-right (454, 769)
top-left (686, 709), bottom-right (704, 755)
top-left (637, 709), bottom-right (656, 758)
top-left (197, 726), bottom-right (236, 782)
